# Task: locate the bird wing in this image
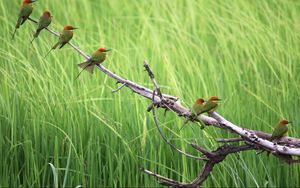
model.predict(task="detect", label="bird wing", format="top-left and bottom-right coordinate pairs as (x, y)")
top-left (19, 4), bottom-right (33, 18)
top-left (91, 52), bottom-right (106, 64)
top-left (192, 103), bottom-right (203, 115)
top-left (77, 60), bottom-right (95, 74)
top-left (59, 30), bottom-right (73, 44)
top-left (200, 102), bottom-right (218, 114)
top-left (37, 15), bottom-right (51, 30)
top-left (271, 125), bottom-right (288, 139)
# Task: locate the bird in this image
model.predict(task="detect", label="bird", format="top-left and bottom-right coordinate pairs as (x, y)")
top-left (182, 96), bottom-right (221, 130)
top-left (181, 98), bottom-right (206, 130)
top-left (44, 25), bottom-right (78, 58)
top-left (75, 48), bottom-right (111, 79)
top-left (31, 10), bottom-right (52, 43)
top-left (270, 119), bottom-right (291, 141)
top-left (200, 96), bottom-right (221, 114)
top-left (191, 98), bottom-right (206, 129)
top-left (192, 98), bottom-right (205, 115)
top-left (12, 0), bottom-right (37, 39)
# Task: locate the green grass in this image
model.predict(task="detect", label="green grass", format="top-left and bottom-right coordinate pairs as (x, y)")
top-left (1, 0), bottom-right (300, 187)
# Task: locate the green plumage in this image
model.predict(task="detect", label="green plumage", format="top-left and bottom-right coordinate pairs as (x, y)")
top-left (192, 102), bottom-right (204, 115)
top-left (187, 99), bottom-right (206, 129)
top-left (32, 14), bottom-right (52, 40)
top-left (76, 50), bottom-right (107, 78)
top-left (200, 101), bottom-right (219, 113)
top-left (57, 30), bottom-right (74, 49)
top-left (44, 28), bottom-right (74, 58)
top-left (17, 4), bottom-right (33, 28)
top-left (271, 123), bottom-right (288, 140)
top-left (12, 4), bottom-right (33, 39)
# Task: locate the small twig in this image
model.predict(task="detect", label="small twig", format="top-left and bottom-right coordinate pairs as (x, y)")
top-left (140, 168), bottom-right (188, 187)
top-left (191, 143), bottom-right (213, 157)
top-left (216, 137), bottom-right (243, 143)
top-left (112, 83), bottom-right (126, 93)
top-left (144, 60), bottom-right (163, 100)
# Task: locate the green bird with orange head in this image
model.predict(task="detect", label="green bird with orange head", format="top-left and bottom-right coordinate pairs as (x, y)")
top-left (192, 98), bottom-right (205, 116)
top-left (12, 0), bottom-right (37, 39)
top-left (44, 25), bottom-right (78, 58)
top-left (200, 96), bottom-right (221, 114)
top-left (31, 10), bottom-right (52, 43)
top-left (189, 96), bottom-right (221, 129)
top-left (76, 47), bottom-right (111, 79)
top-left (270, 119), bottom-right (291, 141)
top-left (190, 98), bottom-right (206, 129)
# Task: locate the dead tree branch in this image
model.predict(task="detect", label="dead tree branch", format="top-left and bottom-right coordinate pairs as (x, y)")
top-left (27, 17), bottom-right (300, 188)
top-left (216, 137), bottom-right (243, 143)
top-left (142, 144), bottom-right (254, 188)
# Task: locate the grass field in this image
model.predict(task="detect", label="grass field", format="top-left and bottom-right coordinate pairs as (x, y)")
top-left (1, 0), bottom-right (300, 187)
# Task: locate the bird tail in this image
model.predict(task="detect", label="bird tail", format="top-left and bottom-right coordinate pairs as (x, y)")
top-left (12, 28), bottom-right (17, 40)
top-left (44, 42), bottom-right (60, 58)
top-left (31, 29), bottom-right (42, 43)
top-left (75, 61), bottom-right (94, 80)
top-left (15, 17), bottom-right (22, 29)
top-left (12, 18), bottom-right (22, 39)
top-left (59, 42), bottom-right (67, 49)
top-left (52, 41), bottom-right (60, 50)
top-left (34, 28), bottom-right (42, 38)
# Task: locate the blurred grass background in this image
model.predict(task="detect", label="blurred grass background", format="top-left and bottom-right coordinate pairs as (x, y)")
top-left (0, 0), bottom-right (300, 187)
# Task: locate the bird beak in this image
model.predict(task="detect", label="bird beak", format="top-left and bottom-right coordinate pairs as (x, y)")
top-left (288, 121), bottom-right (293, 124)
top-left (104, 49), bottom-right (112, 52)
top-left (216, 99), bottom-right (221, 101)
top-left (72, 27), bottom-right (78, 30)
top-left (30, 0), bottom-right (37, 3)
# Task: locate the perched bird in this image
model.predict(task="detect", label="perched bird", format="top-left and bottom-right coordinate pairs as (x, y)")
top-left (270, 120), bottom-right (291, 141)
top-left (12, 0), bottom-right (37, 39)
top-left (31, 10), bottom-right (52, 43)
top-left (200, 96), bottom-right (221, 113)
top-left (44, 25), bottom-right (78, 58)
top-left (192, 98), bottom-right (205, 116)
top-left (191, 98), bottom-right (206, 129)
top-left (76, 48), bottom-right (111, 79)
top-left (182, 96), bottom-right (221, 130)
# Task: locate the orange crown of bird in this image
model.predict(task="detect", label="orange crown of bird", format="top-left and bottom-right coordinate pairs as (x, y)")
top-left (43, 11), bottom-right (51, 17)
top-left (195, 98), bottom-right (205, 104)
top-left (208, 96), bottom-right (221, 101)
top-left (279, 120), bottom-right (290, 124)
top-left (98, 48), bottom-right (107, 52)
top-left (97, 48), bottom-right (111, 52)
top-left (63, 25), bottom-right (76, 30)
top-left (23, 0), bottom-right (35, 4)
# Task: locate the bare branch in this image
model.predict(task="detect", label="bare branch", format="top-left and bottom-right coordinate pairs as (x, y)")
top-left (209, 112), bottom-right (300, 156)
top-left (216, 137), bottom-right (243, 143)
top-left (140, 168), bottom-right (190, 187)
top-left (144, 60), bottom-right (163, 100)
top-left (27, 16), bottom-right (300, 188)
